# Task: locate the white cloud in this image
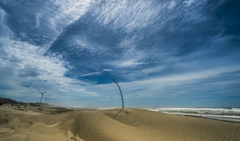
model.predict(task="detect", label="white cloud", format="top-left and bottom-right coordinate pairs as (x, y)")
top-left (142, 66), bottom-right (166, 74)
top-left (35, 13), bottom-right (41, 28)
top-left (81, 72), bottom-right (102, 77)
top-left (0, 8), bottom-right (5, 21)
top-left (183, 0), bottom-right (195, 7)
top-left (0, 9), bottom-right (13, 39)
top-left (115, 59), bottom-right (144, 68)
top-left (46, 0), bottom-right (93, 29)
top-left (142, 66), bottom-right (240, 84)
top-left (94, 0), bottom-right (164, 32)
top-left (119, 35), bottom-right (139, 49)
top-left (66, 35), bottom-right (108, 56)
top-left (42, 0), bottom-right (95, 49)
top-left (83, 65), bottom-right (240, 100)
top-left (0, 37), bottom-right (100, 100)
top-left (1, 0), bottom-right (93, 49)
top-left (0, 0), bottom-right (103, 105)
top-left (168, 1), bottom-right (176, 10)
top-left (103, 69), bottom-right (112, 72)
top-left (67, 35), bottom-right (95, 52)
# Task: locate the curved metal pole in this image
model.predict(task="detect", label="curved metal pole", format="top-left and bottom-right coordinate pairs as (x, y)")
top-left (112, 78), bottom-right (124, 108)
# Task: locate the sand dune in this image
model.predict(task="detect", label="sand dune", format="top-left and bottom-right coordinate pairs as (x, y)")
top-left (0, 104), bottom-right (240, 141)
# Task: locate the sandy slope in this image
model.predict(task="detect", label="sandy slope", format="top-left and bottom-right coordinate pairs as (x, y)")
top-left (0, 104), bottom-right (240, 141)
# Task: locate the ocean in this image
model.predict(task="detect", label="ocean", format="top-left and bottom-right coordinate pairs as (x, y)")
top-left (96, 107), bottom-right (240, 122)
top-left (145, 108), bottom-right (240, 122)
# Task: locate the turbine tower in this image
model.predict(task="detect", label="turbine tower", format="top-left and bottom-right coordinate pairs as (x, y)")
top-left (38, 90), bottom-right (47, 103)
top-left (45, 97), bottom-right (48, 103)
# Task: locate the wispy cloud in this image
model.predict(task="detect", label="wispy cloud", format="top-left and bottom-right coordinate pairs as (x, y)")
top-left (0, 0), bottom-right (93, 47)
top-left (168, 1), bottom-right (176, 10)
top-left (81, 72), bottom-right (102, 77)
top-left (103, 69), bottom-right (112, 72)
top-left (142, 66), bottom-right (166, 74)
top-left (94, 0), bottom-right (164, 32)
top-left (115, 60), bottom-right (144, 68)
top-left (183, 0), bottom-right (195, 7)
top-left (0, 36), bottom-right (100, 104)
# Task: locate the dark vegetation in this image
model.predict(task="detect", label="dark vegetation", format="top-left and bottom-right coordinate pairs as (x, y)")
top-left (0, 97), bottom-right (18, 104)
top-left (0, 97), bottom-right (73, 114)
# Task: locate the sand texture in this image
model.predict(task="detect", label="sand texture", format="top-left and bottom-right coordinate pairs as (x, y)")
top-left (0, 104), bottom-right (240, 141)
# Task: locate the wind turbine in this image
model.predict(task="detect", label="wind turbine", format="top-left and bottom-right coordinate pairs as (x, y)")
top-left (38, 90), bottom-right (47, 103)
top-left (44, 97), bottom-right (48, 103)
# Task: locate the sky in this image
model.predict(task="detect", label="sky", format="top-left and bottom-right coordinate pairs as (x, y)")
top-left (0, 0), bottom-right (239, 108)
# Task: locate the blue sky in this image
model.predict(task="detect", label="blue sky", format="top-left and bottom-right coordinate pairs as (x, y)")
top-left (0, 0), bottom-right (239, 108)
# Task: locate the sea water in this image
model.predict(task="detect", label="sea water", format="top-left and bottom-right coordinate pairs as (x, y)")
top-left (145, 108), bottom-right (240, 122)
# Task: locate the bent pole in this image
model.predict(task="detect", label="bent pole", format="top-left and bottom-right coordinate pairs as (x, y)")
top-left (112, 78), bottom-right (124, 108)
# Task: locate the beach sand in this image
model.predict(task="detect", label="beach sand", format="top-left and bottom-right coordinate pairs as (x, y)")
top-left (0, 104), bottom-right (240, 141)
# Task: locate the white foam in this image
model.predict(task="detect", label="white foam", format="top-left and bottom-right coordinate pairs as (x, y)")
top-left (144, 107), bottom-right (240, 122)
